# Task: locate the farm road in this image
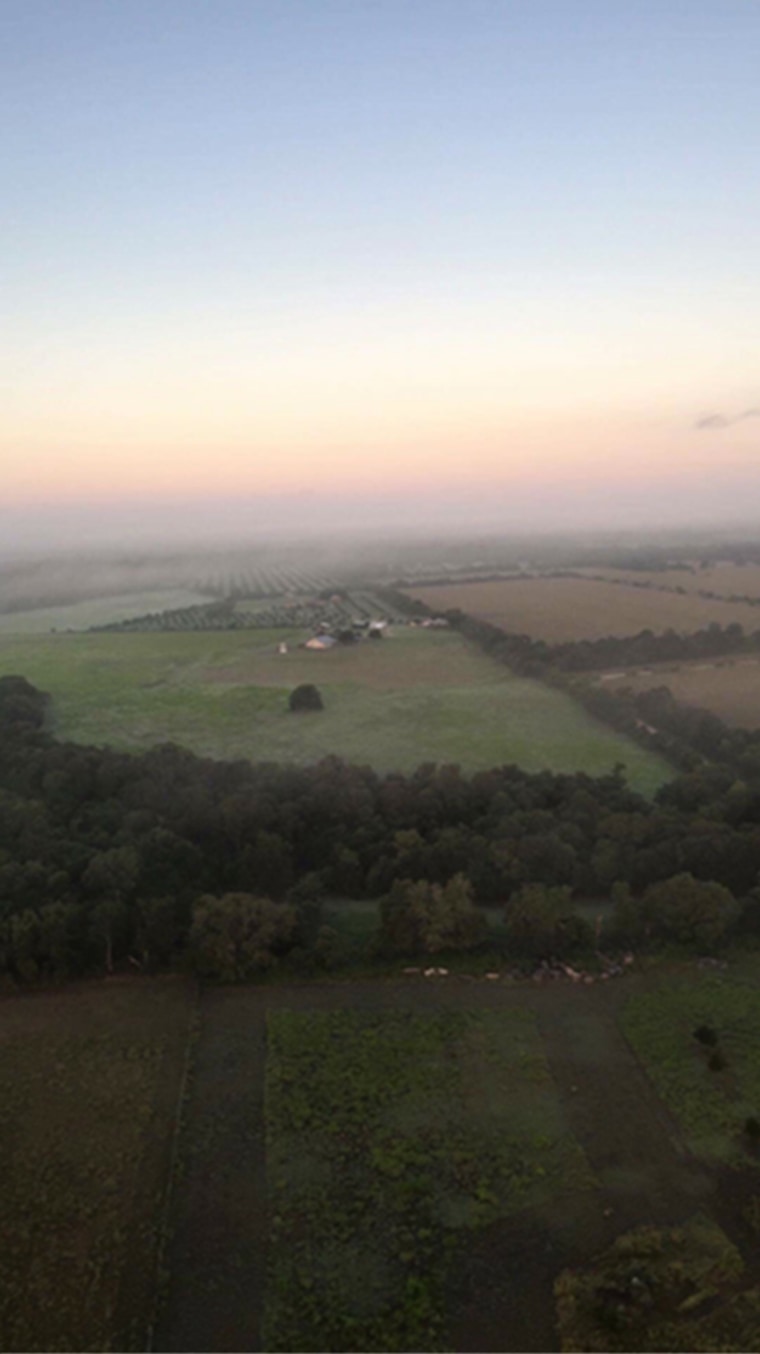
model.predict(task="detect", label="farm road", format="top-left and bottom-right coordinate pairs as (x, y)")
top-left (537, 986), bottom-right (716, 1232)
top-left (155, 990), bottom-right (268, 1353)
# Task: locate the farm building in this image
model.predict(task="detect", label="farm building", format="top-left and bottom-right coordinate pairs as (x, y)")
top-left (305, 635), bottom-right (337, 651)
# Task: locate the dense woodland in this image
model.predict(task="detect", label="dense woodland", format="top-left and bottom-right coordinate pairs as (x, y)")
top-left (1, 673), bottom-right (760, 985)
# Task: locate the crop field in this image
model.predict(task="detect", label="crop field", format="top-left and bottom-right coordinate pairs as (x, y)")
top-left (0, 625), bottom-right (671, 791)
top-left (262, 1007), bottom-right (591, 1351)
top-left (156, 972), bottom-right (760, 1351)
top-left (622, 972), bottom-right (760, 1165)
top-left (0, 979), bottom-right (193, 1352)
top-left (595, 656), bottom-right (760, 729)
top-left (7, 969), bottom-right (760, 1351)
top-left (576, 562), bottom-right (760, 602)
top-left (405, 578), bottom-right (759, 642)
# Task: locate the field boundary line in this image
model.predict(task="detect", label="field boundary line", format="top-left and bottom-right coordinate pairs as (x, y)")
top-left (145, 981), bottom-right (201, 1354)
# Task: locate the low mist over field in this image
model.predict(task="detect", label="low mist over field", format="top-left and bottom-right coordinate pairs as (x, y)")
top-left (3, 523), bottom-right (760, 619)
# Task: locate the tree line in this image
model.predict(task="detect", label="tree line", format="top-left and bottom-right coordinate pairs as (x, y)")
top-left (382, 589), bottom-right (760, 779)
top-left (1, 674), bottom-right (760, 984)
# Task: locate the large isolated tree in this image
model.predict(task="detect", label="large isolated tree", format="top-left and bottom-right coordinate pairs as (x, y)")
top-left (288, 684), bottom-right (323, 713)
top-left (189, 892), bottom-right (297, 981)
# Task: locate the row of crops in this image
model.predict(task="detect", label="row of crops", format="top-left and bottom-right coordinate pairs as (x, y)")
top-left (90, 591), bottom-right (411, 634)
top-left (192, 566), bottom-right (343, 599)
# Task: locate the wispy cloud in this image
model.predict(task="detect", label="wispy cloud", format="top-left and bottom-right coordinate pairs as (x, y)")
top-left (695, 408), bottom-right (760, 430)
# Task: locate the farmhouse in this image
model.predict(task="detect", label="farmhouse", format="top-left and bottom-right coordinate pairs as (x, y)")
top-left (305, 635), bottom-right (337, 651)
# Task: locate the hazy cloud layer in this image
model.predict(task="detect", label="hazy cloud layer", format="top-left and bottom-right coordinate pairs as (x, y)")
top-left (696, 408), bottom-right (760, 430)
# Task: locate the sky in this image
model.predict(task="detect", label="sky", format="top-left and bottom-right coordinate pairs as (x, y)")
top-left (2, 0), bottom-right (760, 547)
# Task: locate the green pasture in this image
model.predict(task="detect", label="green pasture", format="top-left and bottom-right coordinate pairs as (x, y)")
top-left (622, 972), bottom-right (760, 1164)
top-left (0, 588), bottom-right (211, 634)
top-left (263, 1007), bottom-right (592, 1351)
top-left (0, 626), bottom-right (672, 789)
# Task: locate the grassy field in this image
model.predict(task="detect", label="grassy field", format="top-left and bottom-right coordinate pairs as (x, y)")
top-left (406, 578), bottom-right (758, 642)
top-left (0, 979), bottom-right (192, 1351)
top-left (0, 625), bottom-right (672, 791)
top-left (622, 973), bottom-right (760, 1165)
top-left (596, 656), bottom-right (760, 729)
top-left (0, 588), bottom-right (211, 634)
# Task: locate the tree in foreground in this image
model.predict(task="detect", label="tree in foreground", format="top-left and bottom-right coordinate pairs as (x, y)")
top-left (288, 683), bottom-right (324, 712)
top-left (379, 873), bottom-right (485, 954)
top-left (641, 872), bottom-right (737, 949)
top-left (189, 892), bottom-right (297, 981)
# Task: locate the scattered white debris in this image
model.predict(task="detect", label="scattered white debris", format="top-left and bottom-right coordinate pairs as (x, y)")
top-left (485, 972), bottom-right (500, 981)
top-left (402, 967), bottom-right (421, 975)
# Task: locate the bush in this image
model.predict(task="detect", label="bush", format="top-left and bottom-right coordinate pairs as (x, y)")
top-left (693, 1024), bottom-right (718, 1046)
top-left (708, 1050), bottom-right (727, 1072)
top-left (288, 684), bottom-right (323, 713)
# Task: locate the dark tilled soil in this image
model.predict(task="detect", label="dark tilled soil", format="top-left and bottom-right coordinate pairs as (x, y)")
top-left (154, 989), bottom-right (269, 1353)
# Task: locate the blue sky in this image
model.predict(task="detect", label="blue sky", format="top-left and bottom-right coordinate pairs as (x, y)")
top-left (2, 0), bottom-right (759, 542)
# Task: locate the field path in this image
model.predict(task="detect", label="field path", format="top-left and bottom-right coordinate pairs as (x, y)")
top-left (154, 990), bottom-right (268, 1353)
top-left (536, 986), bottom-right (716, 1230)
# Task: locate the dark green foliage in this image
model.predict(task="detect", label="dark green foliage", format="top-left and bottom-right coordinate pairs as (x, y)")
top-left (288, 683), bottom-right (323, 712)
top-left (694, 1024), bottom-right (718, 1046)
top-left (641, 873), bottom-right (737, 949)
top-left (709, 1050), bottom-right (727, 1071)
top-left (554, 1217), bottom-right (744, 1352)
top-left (265, 1008), bottom-right (590, 1351)
top-left (189, 893), bottom-right (297, 981)
top-left (745, 1116), bottom-right (760, 1140)
top-left (503, 883), bottom-right (592, 959)
top-left (0, 674), bottom-right (759, 984)
top-left (378, 874), bottom-right (485, 954)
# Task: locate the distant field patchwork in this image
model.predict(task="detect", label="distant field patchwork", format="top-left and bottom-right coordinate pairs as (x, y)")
top-left (406, 578), bottom-right (759, 642)
top-left (596, 656), bottom-right (760, 729)
top-left (576, 562), bottom-right (760, 601)
top-left (0, 626), bottom-right (671, 790)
